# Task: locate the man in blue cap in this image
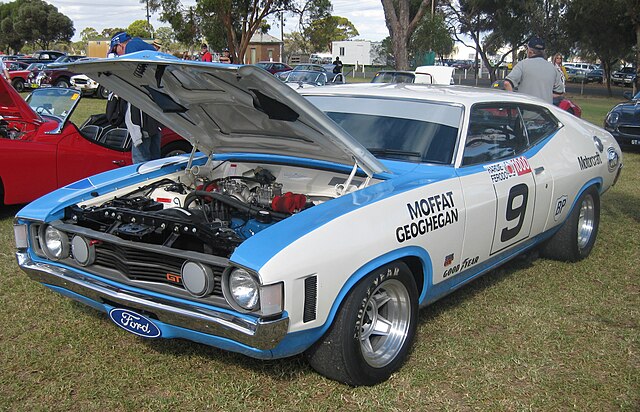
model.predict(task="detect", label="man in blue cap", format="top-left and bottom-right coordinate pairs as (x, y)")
top-left (109, 32), bottom-right (155, 55)
top-left (504, 36), bottom-right (564, 103)
top-left (109, 32), bottom-right (161, 163)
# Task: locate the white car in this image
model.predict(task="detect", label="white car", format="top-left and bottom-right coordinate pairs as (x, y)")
top-left (15, 53), bottom-right (622, 386)
top-left (70, 74), bottom-right (109, 98)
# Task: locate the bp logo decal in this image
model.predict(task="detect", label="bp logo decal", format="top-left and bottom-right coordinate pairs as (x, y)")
top-left (109, 308), bottom-right (161, 338)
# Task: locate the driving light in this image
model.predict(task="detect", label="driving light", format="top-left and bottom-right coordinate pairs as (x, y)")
top-left (13, 224), bottom-right (28, 249)
top-left (228, 268), bottom-right (260, 310)
top-left (71, 235), bottom-right (96, 266)
top-left (41, 226), bottom-right (69, 260)
top-left (181, 261), bottom-right (215, 297)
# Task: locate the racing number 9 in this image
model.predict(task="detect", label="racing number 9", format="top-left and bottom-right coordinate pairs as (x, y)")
top-left (501, 183), bottom-right (529, 242)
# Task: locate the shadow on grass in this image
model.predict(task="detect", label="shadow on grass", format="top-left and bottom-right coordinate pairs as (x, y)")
top-left (0, 204), bottom-right (24, 220)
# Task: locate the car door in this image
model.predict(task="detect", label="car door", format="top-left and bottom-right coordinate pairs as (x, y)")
top-left (458, 103), bottom-right (539, 264)
top-left (55, 124), bottom-right (131, 187)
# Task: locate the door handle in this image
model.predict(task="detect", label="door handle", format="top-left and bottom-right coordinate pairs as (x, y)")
top-left (534, 166), bottom-right (545, 175)
top-left (112, 160), bottom-right (126, 166)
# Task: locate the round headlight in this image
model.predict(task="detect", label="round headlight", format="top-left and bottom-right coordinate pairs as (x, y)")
top-left (71, 235), bottom-right (95, 266)
top-left (42, 226), bottom-right (69, 260)
top-left (228, 268), bottom-right (260, 310)
top-left (606, 112), bottom-right (619, 125)
top-left (181, 261), bottom-right (214, 297)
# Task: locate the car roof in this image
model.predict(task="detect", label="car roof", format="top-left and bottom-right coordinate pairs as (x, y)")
top-left (299, 83), bottom-right (548, 106)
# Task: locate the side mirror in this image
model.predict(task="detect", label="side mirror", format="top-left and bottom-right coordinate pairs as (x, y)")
top-left (623, 91), bottom-right (632, 100)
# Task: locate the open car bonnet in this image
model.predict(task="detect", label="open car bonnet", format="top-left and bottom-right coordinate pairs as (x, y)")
top-left (61, 52), bottom-right (387, 176)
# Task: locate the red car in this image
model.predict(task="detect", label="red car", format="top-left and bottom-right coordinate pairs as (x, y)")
top-left (0, 76), bottom-right (133, 205)
top-left (5, 60), bottom-right (38, 92)
top-left (255, 61), bottom-right (292, 75)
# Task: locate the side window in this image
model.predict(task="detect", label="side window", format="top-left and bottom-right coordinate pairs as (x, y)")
top-left (519, 105), bottom-right (560, 145)
top-left (462, 104), bottom-right (527, 166)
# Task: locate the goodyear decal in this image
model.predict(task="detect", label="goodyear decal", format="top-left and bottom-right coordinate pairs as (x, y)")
top-left (396, 191), bottom-right (459, 243)
top-left (485, 156), bottom-right (532, 183)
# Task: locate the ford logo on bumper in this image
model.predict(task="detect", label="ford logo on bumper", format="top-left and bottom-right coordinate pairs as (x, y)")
top-left (109, 308), bottom-right (161, 338)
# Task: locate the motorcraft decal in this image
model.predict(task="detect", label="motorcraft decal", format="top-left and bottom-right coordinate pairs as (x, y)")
top-left (396, 191), bottom-right (458, 243)
top-left (109, 308), bottom-right (161, 338)
top-left (484, 156), bottom-right (532, 183)
top-left (577, 152), bottom-right (602, 170)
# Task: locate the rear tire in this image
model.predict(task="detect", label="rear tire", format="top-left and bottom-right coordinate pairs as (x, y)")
top-left (54, 78), bottom-right (70, 88)
top-left (161, 141), bottom-right (192, 157)
top-left (541, 187), bottom-right (600, 262)
top-left (306, 261), bottom-right (418, 386)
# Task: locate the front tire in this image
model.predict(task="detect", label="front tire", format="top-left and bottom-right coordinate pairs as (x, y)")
top-left (12, 78), bottom-right (25, 92)
top-left (161, 141), bottom-right (192, 157)
top-left (97, 85), bottom-right (109, 99)
top-left (306, 261), bottom-right (418, 386)
top-left (541, 187), bottom-right (600, 262)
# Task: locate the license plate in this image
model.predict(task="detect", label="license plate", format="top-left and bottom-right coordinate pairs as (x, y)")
top-left (29, 83), bottom-right (38, 88)
top-left (631, 139), bottom-right (640, 145)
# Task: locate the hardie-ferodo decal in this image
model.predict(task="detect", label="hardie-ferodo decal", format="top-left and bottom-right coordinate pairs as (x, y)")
top-left (484, 156), bottom-right (532, 183)
top-left (396, 191), bottom-right (458, 243)
top-left (577, 152), bottom-right (602, 170)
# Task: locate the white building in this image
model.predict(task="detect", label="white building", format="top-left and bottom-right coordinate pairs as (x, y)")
top-left (331, 40), bottom-right (385, 66)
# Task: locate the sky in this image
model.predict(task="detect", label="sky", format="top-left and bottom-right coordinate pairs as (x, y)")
top-left (44, 0), bottom-right (390, 42)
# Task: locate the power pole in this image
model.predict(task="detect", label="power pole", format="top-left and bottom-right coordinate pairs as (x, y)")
top-left (146, 0), bottom-right (153, 38)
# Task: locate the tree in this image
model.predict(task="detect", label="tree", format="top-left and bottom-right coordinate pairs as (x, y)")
top-left (380, 0), bottom-right (433, 70)
top-left (0, 0), bottom-right (74, 52)
top-left (565, 0), bottom-right (635, 96)
top-left (304, 16), bottom-right (359, 53)
top-left (410, 11), bottom-right (454, 62)
top-left (101, 28), bottom-right (127, 38)
top-left (128, 19), bottom-right (154, 38)
top-left (150, 0), bottom-right (330, 63)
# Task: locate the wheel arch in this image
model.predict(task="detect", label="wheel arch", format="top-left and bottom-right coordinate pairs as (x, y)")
top-left (563, 178), bottom-right (602, 222)
top-left (313, 246), bottom-right (431, 340)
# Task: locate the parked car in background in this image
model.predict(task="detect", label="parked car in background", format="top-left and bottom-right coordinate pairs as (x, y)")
top-left (7, 62), bottom-right (46, 92)
top-left (282, 70), bottom-right (345, 88)
top-left (564, 62), bottom-right (597, 72)
top-left (255, 61), bottom-right (292, 75)
top-left (0, 76), bottom-right (132, 205)
top-left (16, 50), bottom-right (66, 65)
top-left (586, 69), bottom-right (604, 83)
top-left (13, 56), bottom-right (622, 386)
top-left (371, 70), bottom-right (417, 83)
top-left (611, 67), bottom-right (637, 87)
top-left (604, 90), bottom-right (640, 148)
top-left (70, 74), bottom-right (110, 99)
top-left (566, 68), bottom-right (587, 83)
top-left (27, 66), bottom-right (76, 89)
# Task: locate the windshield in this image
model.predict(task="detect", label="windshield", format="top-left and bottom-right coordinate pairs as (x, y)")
top-left (307, 96), bottom-right (462, 164)
top-left (371, 72), bottom-right (415, 84)
top-left (25, 87), bottom-right (81, 125)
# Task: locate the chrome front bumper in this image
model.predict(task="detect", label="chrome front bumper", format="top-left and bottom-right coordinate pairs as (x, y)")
top-left (16, 252), bottom-right (288, 350)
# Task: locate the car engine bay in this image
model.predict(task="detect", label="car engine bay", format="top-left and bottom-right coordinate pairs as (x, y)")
top-left (64, 159), bottom-right (373, 258)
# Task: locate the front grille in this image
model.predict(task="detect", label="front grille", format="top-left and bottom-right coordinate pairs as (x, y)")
top-left (73, 79), bottom-right (88, 85)
top-left (619, 125), bottom-right (640, 136)
top-left (94, 242), bottom-right (224, 296)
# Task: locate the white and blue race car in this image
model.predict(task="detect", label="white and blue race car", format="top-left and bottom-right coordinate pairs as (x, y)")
top-left (14, 52), bottom-right (622, 386)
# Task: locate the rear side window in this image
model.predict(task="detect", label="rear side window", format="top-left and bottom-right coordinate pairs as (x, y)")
top-left (519, 105), bottom-right (560, 145)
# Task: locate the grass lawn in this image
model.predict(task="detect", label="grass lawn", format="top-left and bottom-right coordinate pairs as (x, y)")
top-left (0, 92), bottom-right (637, 410)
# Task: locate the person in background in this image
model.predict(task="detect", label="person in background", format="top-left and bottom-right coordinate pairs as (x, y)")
top-left (504, 37), bottom-right (564, 104)
top-left (110, 32), bottom-right (162, 163)
top-left (219, 48), bottom-right (232, 64)
top-left (200, 44), bottom-right (212, 62)
top-left (152, 39), bottom-right (162, 51)
top-left (553, 53), bottom-right (568, 81)
top-left (0, 58), bottom-right (9, 82)
top-left (332, 56), bottom-right (343, 74)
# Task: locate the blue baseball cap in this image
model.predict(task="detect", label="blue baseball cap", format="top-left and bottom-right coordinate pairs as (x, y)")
top-left (527, 37), bottom-right (545, 50)
top-left (110, 32), bottom-right (131, 52)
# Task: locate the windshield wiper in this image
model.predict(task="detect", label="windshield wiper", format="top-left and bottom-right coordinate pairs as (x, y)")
top-left (367, 148), bottom-right (422, 158)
